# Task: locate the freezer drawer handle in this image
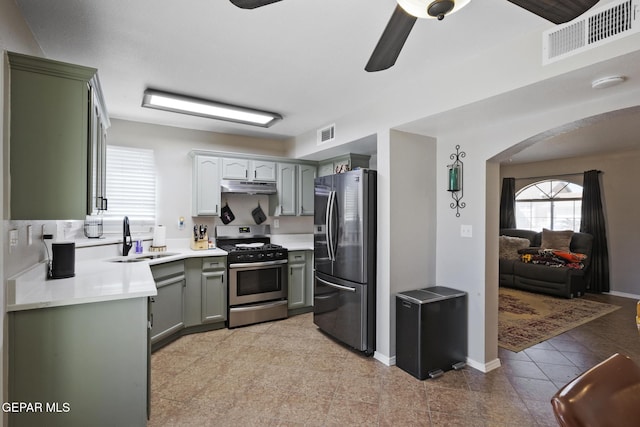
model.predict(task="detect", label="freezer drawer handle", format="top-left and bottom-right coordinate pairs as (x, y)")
top-left (316, 276), bottom-right (356, 292)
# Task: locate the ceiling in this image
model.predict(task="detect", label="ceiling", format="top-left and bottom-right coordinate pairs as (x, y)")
top-left (14, 0), bottom-right (640, 163)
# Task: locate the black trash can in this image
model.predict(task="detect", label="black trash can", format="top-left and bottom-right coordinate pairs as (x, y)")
top-left (396, 286), bottom-right (467, 380)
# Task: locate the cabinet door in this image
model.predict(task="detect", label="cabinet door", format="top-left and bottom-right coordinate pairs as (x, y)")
top-left (193, 156), bottom-right (220, 216)
top-left (151, 276), bottom-right (185, 343)
top-left (10, 62), bottom-right (89, 219)
top-left (252, 160), bottom-right (277, 181)
top-left (222, 158), bottom-right (249, 179)
top-left (276, 163), bottom-right (297, 216)
top-left (298, 164), bottom-right (316, 216)
top-left (288, 251), bottom-right (307, 309)
top-left (318, 162), bottom-right (335, 177)
top-left (201, 270), bottom-right (227, 324)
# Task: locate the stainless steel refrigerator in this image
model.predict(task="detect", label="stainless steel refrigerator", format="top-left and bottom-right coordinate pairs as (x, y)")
top-left (313, 169), bottom-right (376, 355)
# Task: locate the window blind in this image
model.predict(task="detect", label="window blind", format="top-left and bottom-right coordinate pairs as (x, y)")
top-left (105, 145), bottom-right (156, 221)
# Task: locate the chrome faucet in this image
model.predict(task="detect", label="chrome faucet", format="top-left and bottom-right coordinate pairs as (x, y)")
top-left (123, 216), bottom-right (133, 256)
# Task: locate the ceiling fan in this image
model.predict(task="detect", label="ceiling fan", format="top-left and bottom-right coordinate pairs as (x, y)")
top-left (229, 0), bottom-right (600, 72)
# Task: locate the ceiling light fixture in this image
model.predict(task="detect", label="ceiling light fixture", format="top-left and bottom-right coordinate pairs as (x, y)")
top-left (141, 89), bottom-right (282, 127)
top-left (397, 0), bottom-right (471, 20)
top-left (591, 75), bottom-right (626, 89)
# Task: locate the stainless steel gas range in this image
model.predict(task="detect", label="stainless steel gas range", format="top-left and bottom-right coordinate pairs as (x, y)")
top-left (216, 225), bottom-right (288, 328)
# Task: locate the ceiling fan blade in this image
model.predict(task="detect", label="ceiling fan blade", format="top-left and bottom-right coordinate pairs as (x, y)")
top-left (229, 0), bottom-right (282, 9)
top-left (506, 0), bottom-right (599, 24)
top-left (365, 5), bottom-right (418, 72)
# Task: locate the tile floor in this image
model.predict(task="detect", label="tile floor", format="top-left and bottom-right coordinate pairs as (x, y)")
top-left (149, 293), bottom-right (640, 426)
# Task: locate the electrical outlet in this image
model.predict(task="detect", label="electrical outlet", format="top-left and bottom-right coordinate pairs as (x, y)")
top-left (9, 229), bottom-right (18, 252)
top-left (273, 219), bottom-right (280, 229)
top-left (461, 224), bottom-right (473, 238)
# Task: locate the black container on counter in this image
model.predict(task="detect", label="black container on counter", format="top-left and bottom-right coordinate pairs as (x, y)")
top-left (50, 242), bottom-right (75, 279)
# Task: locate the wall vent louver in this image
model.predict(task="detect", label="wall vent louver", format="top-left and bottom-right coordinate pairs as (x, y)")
top-left (317, 124), bottom-right (336, 145)
top-left (543, 0), bottom-right (639, 64)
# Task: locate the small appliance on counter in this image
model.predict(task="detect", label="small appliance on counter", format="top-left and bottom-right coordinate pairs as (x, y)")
top-left (191, 224), bottom-right (210, 250)
top-left (150, 224), bottom-right (167, 252)
top-left (49, 242), bottom-right (75, 279)
top-left (84, 215), bottom-right (103, 238)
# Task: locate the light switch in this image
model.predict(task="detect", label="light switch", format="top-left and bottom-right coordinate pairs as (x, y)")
top-left (461, 225), bottom-right (472, 238)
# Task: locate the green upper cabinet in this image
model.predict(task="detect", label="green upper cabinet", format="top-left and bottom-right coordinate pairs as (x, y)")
top-left (317, 153), bottom-right (370, 177)
top-left (8, 52), bottom-right (109, 220)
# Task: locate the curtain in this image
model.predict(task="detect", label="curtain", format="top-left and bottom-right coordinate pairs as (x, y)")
top-left (580, 170), bottom-right (609, 293)
top-left (499, 177), bottom-right (517, 229)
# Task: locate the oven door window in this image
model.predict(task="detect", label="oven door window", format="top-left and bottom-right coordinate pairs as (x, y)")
top-left (236, 267), bottom-right (282, 295)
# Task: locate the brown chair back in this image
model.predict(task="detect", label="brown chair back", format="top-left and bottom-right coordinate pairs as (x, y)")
top-left (551, 353), bottom-right (640, 427)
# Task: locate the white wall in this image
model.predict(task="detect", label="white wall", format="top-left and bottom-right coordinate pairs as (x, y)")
top-left (373, 130), bottom-right (437, 364)
top-left (436, 88), bottom-right (640, 370)
top-left (501, 148), bottom-right (640, 297)
top-left (107, 119), bottom-right (313, 240)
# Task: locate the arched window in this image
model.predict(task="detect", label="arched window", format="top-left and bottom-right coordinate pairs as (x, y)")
top-left (515, 180), bottom-right (583, 231)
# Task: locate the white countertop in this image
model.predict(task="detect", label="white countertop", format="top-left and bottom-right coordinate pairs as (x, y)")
top-left (271, 234), bottom-right (314, 251)
top-left (7, 235), bottom-right (312, 313)
top-left (7, 247), bottom-right (228, 312)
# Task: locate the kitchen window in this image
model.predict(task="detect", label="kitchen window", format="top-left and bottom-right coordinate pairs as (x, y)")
top-left (103, 145), bottom-right (156, 229)
top-left (515, 179), bottom-right (582, 232)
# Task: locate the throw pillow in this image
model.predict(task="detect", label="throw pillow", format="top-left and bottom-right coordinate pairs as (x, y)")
top-left (499, 235), bottom-right (531, 260)
top-left (541, 228), bottom-right (574, 251)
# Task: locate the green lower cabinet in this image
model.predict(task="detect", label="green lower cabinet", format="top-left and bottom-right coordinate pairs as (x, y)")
top-left (184, 257), bottom-right (227, 327)
top-left (8, 298), bottom-right (149, 427)
top-left (288, 251), bottom-right (314, 310)
top-left (201, 259), bottom-right (227, 324)
top-left (150, 261), bottom-right (185, 344)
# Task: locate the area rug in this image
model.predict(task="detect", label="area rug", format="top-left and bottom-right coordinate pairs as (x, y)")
top-left (498, 288), bottom-right (620, 352)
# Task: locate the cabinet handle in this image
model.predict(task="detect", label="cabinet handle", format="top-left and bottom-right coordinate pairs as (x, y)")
top-left (246, 170), bottom-right (248, 178)
top-left (254, 170), bottom-right (257, 178)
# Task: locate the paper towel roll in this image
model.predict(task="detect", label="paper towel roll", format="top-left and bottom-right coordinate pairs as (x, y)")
top-left (153, 225), bottom-right (166, 247)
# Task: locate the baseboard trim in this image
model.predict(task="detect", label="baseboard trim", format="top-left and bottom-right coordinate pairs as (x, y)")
top-left (374, 352), bottom-right (396, 366)
top-left (606, 290), bottom-right (640, 300)
top-left (466, 357), bottom-right (502, 373)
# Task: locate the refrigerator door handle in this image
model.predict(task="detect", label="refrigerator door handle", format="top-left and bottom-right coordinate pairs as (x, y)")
top-left (316, 276), bottom-right (357, 292)
top-left (326, 190), bottom-right (336, 261)
top-left (325, 191), bottom-right (333, 261)
top-left (330, 190), bottom-right (339, 260)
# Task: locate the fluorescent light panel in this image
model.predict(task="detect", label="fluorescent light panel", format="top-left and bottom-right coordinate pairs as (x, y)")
top-left (142, 89), bottom-right (282, 127)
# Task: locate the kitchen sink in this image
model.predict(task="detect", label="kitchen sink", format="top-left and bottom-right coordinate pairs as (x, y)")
top-left (135, 253), bottom-right (179, 260)
top-left (106, 253), bottom-right (179, 263)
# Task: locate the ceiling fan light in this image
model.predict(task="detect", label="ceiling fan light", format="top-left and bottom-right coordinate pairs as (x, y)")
top-left (397, 0), bottom-right (470, 19)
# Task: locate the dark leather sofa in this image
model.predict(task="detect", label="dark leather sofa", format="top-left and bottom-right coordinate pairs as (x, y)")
top-left (499, 228), bottom-right (593, 298)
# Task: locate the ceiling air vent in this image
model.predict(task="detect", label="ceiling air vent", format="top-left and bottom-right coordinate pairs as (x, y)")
top-left (543, 0), bottom-right (639, 64)
top-left (317, 124), bottom-right (336, 145)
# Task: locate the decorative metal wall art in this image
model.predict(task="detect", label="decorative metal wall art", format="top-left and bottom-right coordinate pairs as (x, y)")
top-left (447, 145), bottom-right (465, 217)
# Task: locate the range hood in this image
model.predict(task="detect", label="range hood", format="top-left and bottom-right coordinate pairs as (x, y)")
top-left (220, 179), bottom-right (277, 195)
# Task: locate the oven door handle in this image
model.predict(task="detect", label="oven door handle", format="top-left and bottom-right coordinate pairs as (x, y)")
top-left (229, 259), bottom-right (288, 269)
top-left (316, 276), bottom-right (356, 293)
top-left (230, 300), bottom-right (288, 312)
